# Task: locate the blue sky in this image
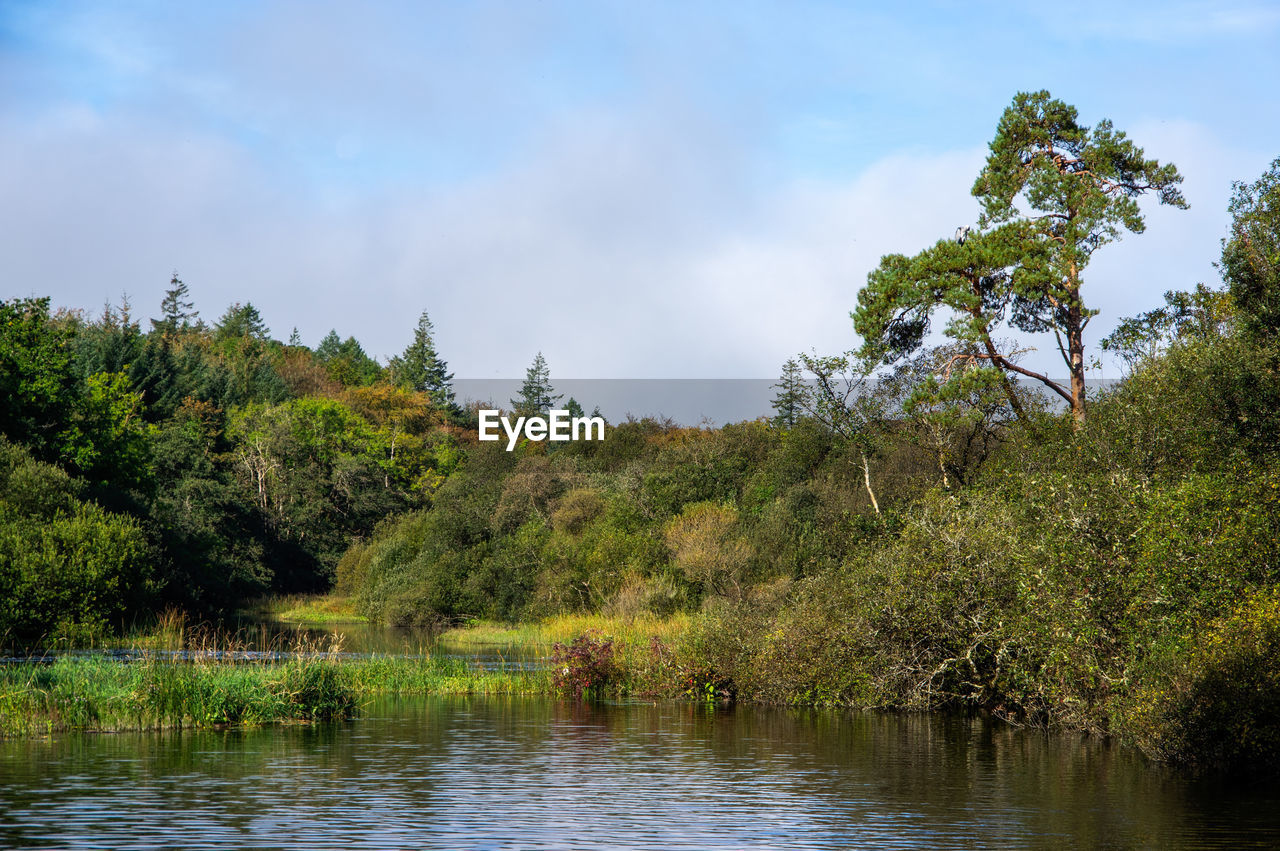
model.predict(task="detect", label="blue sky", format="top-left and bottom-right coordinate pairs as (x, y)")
top-left (3, 1), bottom-right (1278, 379)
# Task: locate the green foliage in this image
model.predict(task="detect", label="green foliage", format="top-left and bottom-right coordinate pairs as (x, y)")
top-left (888, 345), bottom-right (1026, 488)
top-left (227, 396), bottom-right (408, 584)
top-left (857, 91), bottom-right (1187, 423)
top-left (72, 298), bottom-right (145, 381)
top-left (551, 487), bottom-right (606, 535)
top-left (0, 297), bottom-right (78, 461)
top-left (151, 273), bottom-right (200, 337)
top-left (0, 440), bottom-right (154, 644)
top-left (1132, 469), bottom-right (1280, 631)
top-left (771, 358), bottom-right (806, 429)
top-left (974, 90), bottom-right (1187, 238)
top-left (214, 302), bottom-right (269, 342)
top-left (1089, 326), bottom-right (1280, 470)
top-left (63, 371), bottom-right (154, 488)
top-left (1101, 284), bottom-right (1235, 370)
top-left (972, 90), bottom-right (1186, 420)
top-left (6, 145), bottom-right (1280, 772)
top-left (640, 422), bottom-right (776, 517)
top-left (316, 329), bottom-right (383, 387)
top-left (1220, 156), bottom-right (1280, 343)
top-left (147, 398), bottom-right (273, 612)
top-left (1118, 590), bottom-right (1280, 768)
top-left (855, 222), bottom-right (1044, 375)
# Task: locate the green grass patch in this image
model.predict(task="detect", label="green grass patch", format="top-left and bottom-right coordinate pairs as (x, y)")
top-left (239, 594), bottom-right (368, 625)
top-left (0, 651), bottom-right (553, 738)
top-left (0, 613), bottom-right (697, 737)
top-left (439, 613), bottom-right (689, 649)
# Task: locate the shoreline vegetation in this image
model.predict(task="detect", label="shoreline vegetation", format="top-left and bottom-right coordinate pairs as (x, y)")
top-left (0, 653), bottom-right (550, 738)
top-left (3, 96), bottom-right (1279, 771)
top-left (2, 588), bottom-right (1279, 775)
top-left (0, 612), bottom-right (689, 737)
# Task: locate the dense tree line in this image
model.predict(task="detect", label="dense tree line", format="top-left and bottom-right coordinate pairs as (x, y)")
top-left (1, 284), bottom-right (464, 641)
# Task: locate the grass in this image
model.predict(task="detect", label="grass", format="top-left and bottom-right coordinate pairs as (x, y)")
top-left (239, 594), bottom-right (368, 626)
top-left (0, 613), bottom-right (558, 738)
top-left (440, 613), bottom-right (697, 702)
top-left (439, 612), bottom-right (690, 650)
top-left (236, 595), bottom-right (687, 649)
top-left (0, 654), bottom-right (353, 736)
top-left (0, 609), bottom-right (692, 738)
top-left (0, 652), bottom-right (554, 737)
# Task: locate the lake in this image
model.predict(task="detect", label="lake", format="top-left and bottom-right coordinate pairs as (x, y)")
top-left (2, 694), bottom-right (1277, 848)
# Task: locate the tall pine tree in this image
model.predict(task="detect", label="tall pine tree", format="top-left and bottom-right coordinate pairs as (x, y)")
top-left (771, 358), bottom-right (806, 429)
top-left (151, 273), bottom-right (199, 336)
top-left (511, 352), bottom-right (561, 416)
top-left (390, 310), bottom-right (458, 415)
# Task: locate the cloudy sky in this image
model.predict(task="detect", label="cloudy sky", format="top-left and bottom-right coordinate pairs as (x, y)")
top-left (3, 1), bottom-right (1278, 380)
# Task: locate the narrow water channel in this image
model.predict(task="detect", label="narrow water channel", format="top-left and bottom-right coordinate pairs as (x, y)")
top-left (2, 696), bottom-right (1276, 848)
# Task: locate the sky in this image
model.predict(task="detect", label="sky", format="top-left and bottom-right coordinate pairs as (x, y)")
top-left (3, 0), bottom-right (1278, 380)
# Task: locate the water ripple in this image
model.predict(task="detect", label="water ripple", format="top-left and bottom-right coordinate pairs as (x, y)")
top-left (2, 698), bottom-right (1277, 849)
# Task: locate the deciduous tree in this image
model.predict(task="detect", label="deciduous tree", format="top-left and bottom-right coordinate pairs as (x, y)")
top-left (1220, 156), bottom-right (1280, 344)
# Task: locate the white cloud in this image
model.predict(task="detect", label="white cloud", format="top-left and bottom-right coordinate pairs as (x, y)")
top-left (0, 87), bottom-right (1264, 384)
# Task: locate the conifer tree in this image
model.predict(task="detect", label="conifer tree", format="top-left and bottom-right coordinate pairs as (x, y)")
top-left (316, 330), bottom-right (343, 361)
top-left (856, 90), bottom-right (1187, 426)
top-left (214, 302), bottom-right (268, 341)
top-left (771, 358), bottom-right (806, 429)
top-left (151, 273), bottom-right (199, 336)
top-left (390, 311), bottom-right (458, 414)
top-left (315, 330), bottom-right (381, 387)
top-left (511, 352), bottom-right (562, 416)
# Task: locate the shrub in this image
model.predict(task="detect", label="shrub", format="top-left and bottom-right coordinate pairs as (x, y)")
top-left (664, 502), bottom-right (752, 600)
top-left (551, 487), bottom-right (606, 534)
top-left (0, 495), bottom-right (153, 646)
top-left (1118, 590), bottom-right (1280, 769)
top-left (602, 572), bottom-right (685, 618)
top-left (551, 632), bottom-right (618, 699)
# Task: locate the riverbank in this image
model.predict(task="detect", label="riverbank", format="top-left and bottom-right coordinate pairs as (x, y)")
top-left (10, 595), bottom-right (1279, 775)
top-left (0, 652), bottom-right (551, 737)
top-left (0, 609), bottom-right (702, 737)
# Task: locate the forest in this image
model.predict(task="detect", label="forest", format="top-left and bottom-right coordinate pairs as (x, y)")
top-left (3, 92), bottom-right (1279, 767)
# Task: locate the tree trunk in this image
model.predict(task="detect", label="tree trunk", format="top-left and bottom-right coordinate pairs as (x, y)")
top-left (1066, 266), bottom-right (1087, 428)
top-left (861, 452), bottom-right (881, 515)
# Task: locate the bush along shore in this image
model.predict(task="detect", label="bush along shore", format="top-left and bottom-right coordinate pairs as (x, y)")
top-left (3, 591), bottom-right (1279, 776)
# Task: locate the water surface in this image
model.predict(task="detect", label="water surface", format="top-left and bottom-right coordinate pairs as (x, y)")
top-left (2, 697), bottom-right (1277, 849)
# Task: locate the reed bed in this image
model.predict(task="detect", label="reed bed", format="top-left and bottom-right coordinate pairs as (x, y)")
top-left (0, 609), bottom-right (694, 738)
top-left (0, 621), bottom-right (553, 737)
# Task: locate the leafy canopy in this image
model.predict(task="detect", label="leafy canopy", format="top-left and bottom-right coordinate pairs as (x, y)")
top-left (1220, 156), bottom-right (1280, 343)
